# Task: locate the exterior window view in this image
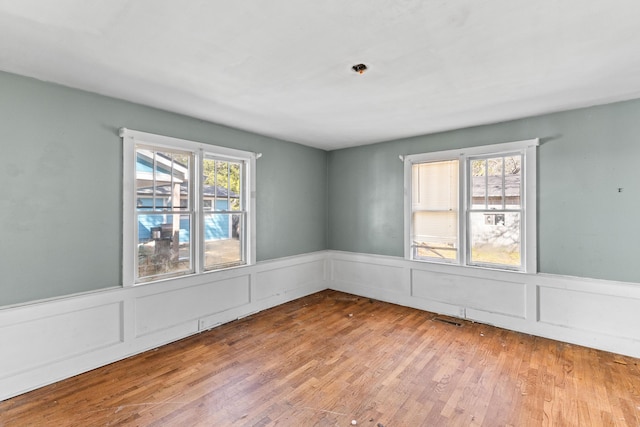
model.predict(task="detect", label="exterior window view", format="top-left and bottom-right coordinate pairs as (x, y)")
top-left (201, 157), bottom-right (245, 272)
top-left (411, 159), bottom-right (459, 261)
top-left (410, 149), bottom-right (527, 271)
top-left (136, 148), bottom-right (193, 281)
top-left (135, 148), bottom-right (246, 283)
top-left (468, 154), bottom-right (523, 268)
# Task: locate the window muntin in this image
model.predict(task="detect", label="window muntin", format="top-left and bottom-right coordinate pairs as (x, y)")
top-left (405, 139), bottom-right (537, 272)
top-left (122, 128), bottom-right (256, 286)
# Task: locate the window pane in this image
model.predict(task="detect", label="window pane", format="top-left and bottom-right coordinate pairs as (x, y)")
top-left (469, 212), bottom-right (521, 267)
top-left (471, 155), bottom-right (522, 210)
top-left (203, 158), bottom-right (243, 211)
top-left (137, 213), bottom-right (192, 280)
top-left (412, 211), bottom-right (458, 261)
top-left (204, 213), bottom-right (245, 270)
top-left (229, 162), bottom-right (242, 211)
top-left (504, 155), bottom-right (522, 209)
top-left (412, 160), bottom-right (458, 211)
top-left (470, 159), bottom-right (487, 209)
top-left (487, 157), bottom-right (504, 209)
top-left (160, 151), bottom-right (190, 211)
top-left (136, 149), bottom-right (190, 211)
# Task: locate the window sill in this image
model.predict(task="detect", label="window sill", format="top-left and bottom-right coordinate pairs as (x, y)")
top-left (127, 262), bottom-right (255, 288)
top-left (407, 257), bottom-right (534, 279)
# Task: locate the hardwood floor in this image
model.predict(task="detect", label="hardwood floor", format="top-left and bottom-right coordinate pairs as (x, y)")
top-left (2, 290), bottom-right (639, 426)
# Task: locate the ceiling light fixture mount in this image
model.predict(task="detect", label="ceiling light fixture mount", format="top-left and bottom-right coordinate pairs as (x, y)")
top-left (352, 63), bottom-right (367, 74)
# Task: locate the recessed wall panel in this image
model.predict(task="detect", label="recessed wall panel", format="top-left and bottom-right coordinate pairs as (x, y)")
top-left (135, 275), bottom-right (250, 336)
top-left (538, 287), bottom-right (640, 339)
top-left (0, 302), bottom-right (123, 378)
top-left (411, 269), bottom-right (525, 318)
top-left (332, 259), bottom-right (408, 294)
top-left (254, 260), bottom-right (325, 301)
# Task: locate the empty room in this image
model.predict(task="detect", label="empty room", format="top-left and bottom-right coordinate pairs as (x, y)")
top-left (1, 1), bottom-right (640, 426)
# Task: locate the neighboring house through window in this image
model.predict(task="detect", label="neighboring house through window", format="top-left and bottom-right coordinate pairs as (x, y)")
top-left (121, 128), bottom-right (256, 285)
top-left (404, 138), bottom-right (538, 272)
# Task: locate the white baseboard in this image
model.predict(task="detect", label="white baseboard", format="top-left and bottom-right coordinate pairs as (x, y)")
top-left (2, 249), bottom-right (639, 402)
top-left (327, 250), bottom-right (640, 359)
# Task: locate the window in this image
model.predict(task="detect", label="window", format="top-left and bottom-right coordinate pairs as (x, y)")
top-left (404, 139), bottom-right (538, 272)
top-left (121, 129), bottom-right (256, 285)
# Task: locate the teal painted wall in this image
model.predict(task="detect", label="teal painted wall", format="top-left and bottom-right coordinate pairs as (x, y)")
top-left (328, 100), bottom-right (640, 284)
top-left (0, 71), bottom-right (327, 306)
top-left (2, 69), bottom-right (639, 306)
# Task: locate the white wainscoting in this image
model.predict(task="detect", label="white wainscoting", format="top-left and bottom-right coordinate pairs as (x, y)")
top-left (3, 250), bottom-right (640, 402)
top-left (0, 252), bottom-right (327, 401)
top-left (327, 251), bottom-right (640, 359)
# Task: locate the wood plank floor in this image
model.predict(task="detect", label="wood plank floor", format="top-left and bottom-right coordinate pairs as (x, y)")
top-left (2, 290), bottom-right (639, 426)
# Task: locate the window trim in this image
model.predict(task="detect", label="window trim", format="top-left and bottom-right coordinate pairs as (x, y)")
top-left (404, 138), bottom-right (538, 273)
top-left (120, 128), bottom-right (257, 286)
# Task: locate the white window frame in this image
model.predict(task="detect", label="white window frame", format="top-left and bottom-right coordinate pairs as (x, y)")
top-left (121, 128), bottom-right (257, 286)
top-left (404, 138), bottom-right (538, 273)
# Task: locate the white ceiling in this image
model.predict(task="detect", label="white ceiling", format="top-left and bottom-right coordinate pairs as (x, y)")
top-left (1, 0), bottom-right (640, 150)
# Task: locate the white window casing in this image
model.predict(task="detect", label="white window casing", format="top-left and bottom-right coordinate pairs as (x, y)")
top-left (404, 138), bottom-right (538, 273)
top-left (120, 128), bottom-right (257, 286)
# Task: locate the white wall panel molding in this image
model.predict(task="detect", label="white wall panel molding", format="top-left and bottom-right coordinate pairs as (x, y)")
top-left (0, 251), bottom-right (328, 402)
top-left (135, 274), bottom-right (252, 337)
top-left (411, 269), bottom-right (526, 319)
top-left (2, 249), bottom-right (638, 402)
top-left (332, 258), bottom-right (409, 295)
top-left (0, 301), bottom-right (124, 379)
top-left (327, 250), bottom-right (640, 359)
top-left (254, 258), bottom-right (326, 302)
